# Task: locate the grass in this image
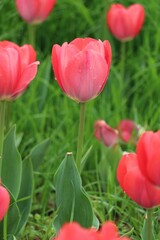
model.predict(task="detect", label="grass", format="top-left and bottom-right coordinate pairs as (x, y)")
top-left (1, 0), bottom-right (160, 239)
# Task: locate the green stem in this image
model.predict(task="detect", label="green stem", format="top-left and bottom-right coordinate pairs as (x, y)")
top-left (120, 42), bottom-right (126, 82)
top-left (146, 209), bottom-right (153, 240)
top-left (28, 24), bottom-right (36, 48)
top-left (3, 213), bottom-right (8, 240)
top-left (0, 101), bottom-right (6, 179)
top-left (76, 103), bottom-right (86, 172)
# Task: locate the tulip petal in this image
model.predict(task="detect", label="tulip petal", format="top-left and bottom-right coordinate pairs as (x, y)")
top-left (16, 0), bottom-right (39, 23)
top-left (63, 50), bottom-right (108, 102)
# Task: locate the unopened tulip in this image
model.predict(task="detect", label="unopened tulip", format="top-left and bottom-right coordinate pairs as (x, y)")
top-left (52, 38), bottom-right (112, 102)
top-left (117, 119), bottom-right (139, 144)
top-left (0, 184), bottom-right (10, 221)
top-left (137, 130), bottom-right (160, 187)
top-left (0, 40), bottom-right (39, 101)
top-left (117, 153), bottom-right (160, 208)
top-left (106, 4), bottom-right (145, 41)
top-left (94, 120), bottom-right (118, 147)
top-left (16, 0), bottom-right (56, 24)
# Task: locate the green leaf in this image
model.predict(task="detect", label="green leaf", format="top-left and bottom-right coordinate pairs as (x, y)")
top-left (30, 138), bottom-right (51, 171)
top-left (141, 210), bottom-right (155, 240)
top-left (16, 158), bottom-right (33, 235)
top-left (2, 125), bottom-right (22, 199)
top-left (54, 153), bottom-right (94, 232)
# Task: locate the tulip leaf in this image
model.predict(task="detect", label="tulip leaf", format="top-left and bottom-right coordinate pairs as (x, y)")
top-left (54, 153), bottom-right (94, 232)
top-left (2, 125), bottom-right (22, 200)
top-left (16, 158), bottom-right (33, 235)
top-left (30, 138), bottom-right (51, 171)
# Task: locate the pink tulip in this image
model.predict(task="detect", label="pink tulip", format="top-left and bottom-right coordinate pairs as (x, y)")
top-left (117, 119), bottom-right (139, 144)
top-left (16, 0), bottom-right (56, 24)
top-left (137, 131), bottom-right (160, 187)
top-left (0, 40), bottom-right (39, 101)
top-left (0, 184), bottom-right (10, 221)
top-left (94, 120), bottom-right (118, 147)
top-left (117, 153), bottom-right (160, 208)
top-left (106, 4), bottom-right (145, 41)
top-left (52, 38), bottom-right (112, 102)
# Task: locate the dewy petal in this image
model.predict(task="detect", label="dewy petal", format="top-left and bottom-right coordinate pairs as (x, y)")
top-left (63, 50), bottom-right (108, 102)
top-left (13, 61), bottom-right (39, 98)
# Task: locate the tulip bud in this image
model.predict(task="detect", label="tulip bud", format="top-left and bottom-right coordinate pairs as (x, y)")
top-left (0, 40), bottom-right (39, 101)
top-left (52, 38), bottom-right (112, 103)
top-left (106, 4), bottom-right (145, 41)
top-left (16, 0), bottom-right (57, 24)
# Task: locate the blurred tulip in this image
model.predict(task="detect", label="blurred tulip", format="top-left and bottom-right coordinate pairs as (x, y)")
top-left (117, 119), bottom-right (139, 144)
top-left (15, 0), bottom-right (56, 24)
top-left (54, 221), bottom-right (130, 240)
top-left (0, 183), bottom-right (10, 221)
top-left (117, 153), bottom-right (160, 208)
top-left (52, 38), bottom-right (112, 102)
top-left (106, 4), bottom-right (145, 41)
top-left (0, 40), bottom-right (39, 101)
top-left (94, 120), bottom-right (119, 147)
top-left (99, 221), bottom-right (130, 240)
top-left (137, 130), bottom-right (160, 187)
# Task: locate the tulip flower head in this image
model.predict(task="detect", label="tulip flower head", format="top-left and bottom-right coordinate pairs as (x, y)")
top-left (52, 38), bottom-right (112, 103)
top-left (117, 153), bottom-right (160, 208)
top-left (0, 183), bottom-right (10, 221)
top-left (137, 130), bottom-right (160, 187)
top-left (117, 119), bottom-right (139, 144)
top-left (54, 221), bottom-right (131, 240)
top-left (16, 0), bottom-right (57, 24)
top-left (106, 4), bottom-right (145, 41)
top-left (94, 120), bottom-right (119, 147)
top-left (0, 40), bottom-right (39, 101)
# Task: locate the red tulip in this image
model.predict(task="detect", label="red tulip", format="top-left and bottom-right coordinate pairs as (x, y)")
top-left (16, 0), bottom-right (56, 24)
top-left (117, 119), bottom-right (139, 144)
top-left (117, 153), bottom-right (160, 208)
top-left (137, 131), bottom-right (160, 187)
top-left (94, 120), bottom-right (118, 147)
top-left (0, 184), bottom-right (10, 221)
top-left (52, 38), bottom-right (112, 102)
top-left (106, 4), bottom-right (145, 41)
top-left (54, 221), bottom-right (131, 240)
top-left (0, 40), bottom-right (39, 101)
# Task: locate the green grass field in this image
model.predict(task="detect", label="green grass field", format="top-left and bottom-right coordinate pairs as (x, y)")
top-left (1, 0), bottom-right (160, 239)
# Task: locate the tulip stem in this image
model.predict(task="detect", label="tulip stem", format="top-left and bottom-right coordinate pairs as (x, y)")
top-left (3, 213), bottom-right (8, 240)
top-left (145, 209), bottom-right (154, 240)
top-left (76, 103), bottom-right (86, 172)
top-left (28, 24), bottom-right (36, 48)
top-left (120, 42), bottom-right (125, 81)
top-left (0, 101), bottom-right (6, 179)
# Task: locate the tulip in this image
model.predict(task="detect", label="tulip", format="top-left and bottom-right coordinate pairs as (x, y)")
top-left (117, 119), bottom-right (139, 144)
top-left (106, 4), bottom-right (145, 41)
top-left (52, 38), bottom-right (112, 103)
top-left (137, 130), bottom-right (160, 187)
top-left (54, 221), bottom-right (131, 240)
top-left (117, 153), bottom-right (160, 208)
top-left (15, 0), bottom-right (56, 24)
top-left (0, 40), bottom-right (39, 101)
top-left (0, 184), bottom-right (10, 221)
top-left (94, 120), bottom-right (119, 147)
